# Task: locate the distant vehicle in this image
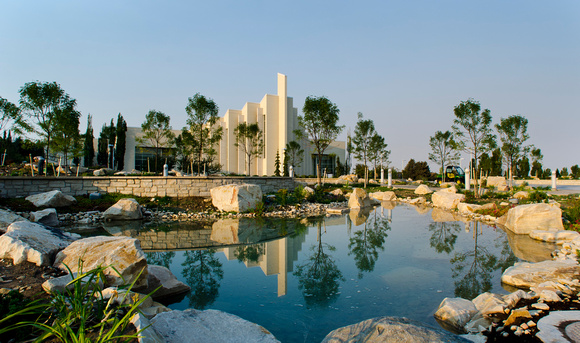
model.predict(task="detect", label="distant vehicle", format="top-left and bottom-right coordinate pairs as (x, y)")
top-left (438, 165), bottom-right (465, 184)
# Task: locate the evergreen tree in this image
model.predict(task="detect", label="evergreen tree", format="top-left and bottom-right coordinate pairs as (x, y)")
top-left (97, 123), bottom-right (113, 167)
top-left (274, 150), bottom-right (281, 176)
top-left (115, 113), bottom-right (127, 170)
top-left (571, 165), bottom-right (580, 179)
top-left (518, 156), bottom-right (530, 178)
top-left (83, 114), bottom-right (95, 167)
top-left (283, 153), bottom-right (289, 176)
top-left (490, 148), bottom-right (503, 176)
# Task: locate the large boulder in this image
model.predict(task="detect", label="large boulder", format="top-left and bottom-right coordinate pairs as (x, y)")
top-left (370, 191), bottom-right (397, 201)
top-left (210, 184), bottom-right (263, 212)
top-left (141, 265), bottom-right (191, 300)
top-left (53, 236), bottom-right (148, 289)
top-left (536, 311), bottom-right (580, 343)
top-left (151, 309), bottom-right (280, 343)
top-left (0, 221), bottom-right (76, 266)
top-left (501, 260), bottom-right (580, 289)
top-left (432, 191), bottom-right (465, 210)
top-left (25, 190), bottom-right (76, 208)
top-left (486, 176), bottom-right (508, 191)
top-left (456, 203), bottom-right (482, 214)
top-left (503, 203), bottom-right (564, 234)
top-left (103, 198), bottom-right (143, 221)
top-left (434, 297), bottom-right (478, 333)
top-left (0, 209), bottom-right (27, 233)
top-left (93, 168), bottom-right (114, 176)
top-left (414, 184), bottom-right (433, 195)
top-left (30, 208), bottom-right (59, 227)
top-left (529, 230), bottom-right (580, 244)
top-left (348, 188), bottom-right (378, 209)
top-left (321, 316), bottom-right (470, 343)
top-left (338, 174), bottom-right (358, 183)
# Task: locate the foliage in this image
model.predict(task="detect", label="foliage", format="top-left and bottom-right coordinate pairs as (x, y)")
top-left (139, 110), bottom-right (175, 173)
top-left (352, 112), bottom-right (375, 185)
top-left (429, 130), bottom-right (459, 180)
top-left (0, 290), bottom-right (34, 341)
top-left (234, 123), bottom-right (264, 175)
top-left (530, 148), bottom-right (543, 178)
top-left (428, 222), bottom-right (461, 254)
top-left (185, 93), bottom-right (223, 175)
top-left (368, 133), bottom-right (390, 180)
top-left (528, 190), bottom-right (548, 203)
top-left (19, 81), bottom-right (78, 162)
top-left (402, 159), bottom-right (431, 180)
top-left (83, 114), bottom-right (95, 167)
top-left (451, 98), bottom-right (496, 197)
top-left (181, 250), bottom-right (224, 309)
top-left (571, 165), bottom-right (580, 179)
top-left (52, 102), bottom-right (82, 171)
top-left (0, 263), bottom-right (148, 342)
top-left (298, 96), bottom-right (344, 186)
top-left (97, 122), bottom-right (115, 167)
top-left (563, 202), bottom-right (580, 231)
top-left (0, 134), bottom-right (43, 166)
top-left (495, 115), bottom-right (530, 186)
top-left (115, 113), bottom-right (127, 171)
top-left (517, 156), bottom-right (530, 178)
top-left (1, 96), bottom-right (29, 135)
top-left (348, 213), bottom-right (390, 278)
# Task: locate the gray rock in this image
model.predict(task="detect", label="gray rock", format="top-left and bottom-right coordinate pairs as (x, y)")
top-left (93, 168), bottom-right (114, 176)
top-left (0, 221), bottom-right (75, 266)
top-left (322, 316), bottom-right (470, 343)
top-left (537, 310), bottom-right (580, 343)
top-left (103, 198), bottom-right (143, 221)
top-left (41, 272), bottom-right (104, 293)
top-left (501, 260), bottom-right (580, 289)
top-left (0, 209), bottom-right (27, 233)
top-left (137, 265), bottom-right (190, 300)
top-left (151, 309), bottom-right (279, 343)
top-left (25, 190), bottom-right (77, 208)
top-left (30, 208), bottom-right (59, 227)
top-left (130, 313), bottom-right (165, 343)
top-left (53, 236), bottom-right (148, 289)
top-left (434, 297), bottom-right (478, 333)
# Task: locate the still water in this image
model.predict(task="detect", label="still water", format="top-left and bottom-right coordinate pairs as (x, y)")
top-left (115, 203), bottom-right (557, 343)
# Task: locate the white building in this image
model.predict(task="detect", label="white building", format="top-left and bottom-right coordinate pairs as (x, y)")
top-left (121, 73), bottom-right (345, 176)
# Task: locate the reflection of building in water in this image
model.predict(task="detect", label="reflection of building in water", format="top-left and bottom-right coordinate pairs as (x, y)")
top-left (221, 233), bottom-right (306, 296)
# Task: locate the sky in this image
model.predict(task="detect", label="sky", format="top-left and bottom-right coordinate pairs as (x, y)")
top-left (1, 1), bottom-right (579, 172)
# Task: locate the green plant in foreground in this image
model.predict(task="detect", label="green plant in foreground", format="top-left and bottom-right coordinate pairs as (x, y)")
top-left (0, 262), bottom-right (152, 342)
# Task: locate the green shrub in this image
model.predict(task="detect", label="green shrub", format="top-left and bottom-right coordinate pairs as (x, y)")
top-left (528, 190), bottom-right (548, 203)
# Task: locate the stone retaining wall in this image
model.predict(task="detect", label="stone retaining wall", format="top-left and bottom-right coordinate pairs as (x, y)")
top-left (0, 176), bottom-right (296, 198)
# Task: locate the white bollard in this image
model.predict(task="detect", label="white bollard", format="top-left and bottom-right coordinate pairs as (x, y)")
top-left (552, 170), bottom-right (557, 190)
top-left (381, 168), bottom-right (385, 184)
top-left (465, 169), bottom-right (470, 191)
top-left (289, 165), bottom-right (294, 178)
top-left (388, 169), bottom-right (392, 188)
top-left (163, 164), bottom-right (168, 177)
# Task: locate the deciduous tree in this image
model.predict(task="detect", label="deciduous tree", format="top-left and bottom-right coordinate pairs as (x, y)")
top-left (52, 104), bottom-right (81, 172)
top-left (139, 110), bottom-right (175, 173)
top-left (352, 112), bottom-right (375, 186)
top-left (19, 81), bottom-right (77, 161)
top-left (429, 130), bottom-right (459, 182)
top-left (285, 140), bottom-right (304, 170)
top-left (368, 133), bottom-right (390, 180)
top-left (495, 115), bottom-right (530, 187)
top-left (298, 96), bottom-right (343, 186)
top-left (185, 93), bottom-right (222, 175)
top-left (1, 97), bottom-right (29, 135)
top-left (451, 99), bottom-right (496, 197)
top-left (234, 123), bottom-right (264, 175)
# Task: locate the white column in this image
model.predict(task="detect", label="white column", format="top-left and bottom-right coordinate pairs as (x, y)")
top-left (465, 169), bottom-right (470, 191)
top-left (552, 170), bottom-right (557, 190)
top-left (380, 168), bottom-right (385, 184)
top-left (388, 168), bottom-right (392, 187)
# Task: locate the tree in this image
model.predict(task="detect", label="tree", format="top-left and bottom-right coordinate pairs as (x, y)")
top-left (181, 250), bottom-right (223, 309)
top-left (97, 123), bottom-right (114, 166)
top-left (429, 130), bottom-right (459, 182)
top-left (518, 156), bottom-right (530, 178)
top-left (451, 99), bottom-right (496, 197)
top-left (285, 140), bottom-right (304, 170)
top-left (83, 114), bottom-right (95, 167)
top-left (283, 153), bottom-right (289, 177)
top-left (348, 212), bottom-right (390, 279)
top-left (403, 159), bottom-right (431, 180)
top-left (107, 119), bottom-right (116, 169)
top-left (490, 148), bottom-right (503, 176)
top-left (298, 96), bottom-right (344, 186)
top-left (345, 129), bottom-right (353, 175)
top-left (185, 93), bottom-right (222, 175)
top-left (571, 165), bottom-right (580, 179)
top-left (19, 81), bottom-right (77, 162)
top-left (233, 123), bottom-right (264, 175)
top-left (368, 133), bottom-right (390, 180)
top-left (173, 129), bottom-right (195, 173)
top-left (352, 112), bottom-right (376, 186)
top-left (52, 104), bottom-right (81, 172)
top-left (1, 97), bottom-right (29, 135)
top-left (495, 115), bottom-right (530, 187)
top-left (561, 167), bottom-right (569, 178)
top-left (530, 148), bottom-right (543, 178)
top-left (139, 110), bottom-right (175, 173)
top-left (274, 150), bottom-right (281, 176)
top-left (115, 113), bottom-right (127, 170)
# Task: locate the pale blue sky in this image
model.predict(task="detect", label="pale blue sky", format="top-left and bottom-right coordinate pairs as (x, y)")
top-left (1, 1), bottom-right (579, 171)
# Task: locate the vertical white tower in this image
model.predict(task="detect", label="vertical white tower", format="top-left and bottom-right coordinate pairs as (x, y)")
top-left (277, 73), bottom-right (288, 153)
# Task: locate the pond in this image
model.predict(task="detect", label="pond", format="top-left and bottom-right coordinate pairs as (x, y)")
top-left (103, 203), bottom-right (558, 343)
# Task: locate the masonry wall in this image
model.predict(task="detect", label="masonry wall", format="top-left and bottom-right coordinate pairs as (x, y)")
top-left (0, 176), bottom-right (296, 198)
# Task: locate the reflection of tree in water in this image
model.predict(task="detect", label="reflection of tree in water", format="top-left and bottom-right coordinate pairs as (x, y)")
top-left (293, 220), bottom-right (344, 308)
top-left (348, 211), bottom-right (390, 278)
top-left (181, 250), bottom-right (223, 309)
top-left (235, 243), bottom-right (265, 263)
top-left (450, 222), bottom-right (503, 299)
top-left (145, 251), bottom-right (176, 269)
top-left (428, 222), bottom-right (461, 254)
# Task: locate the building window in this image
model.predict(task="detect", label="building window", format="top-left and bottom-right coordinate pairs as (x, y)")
top-left (312, 154), bottom-right (336, 176)
top-left (135, 147), bottom-right (173, 172)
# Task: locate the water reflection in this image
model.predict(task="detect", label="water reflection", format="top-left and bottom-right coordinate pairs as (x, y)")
top-left (348, 210), bottom-right (390, 278)
top-left (428, 222), bottom-right (460, 254)
top-left (145, 251), bottom-right (176, 269)
top-left (181, 250), bottom-right (223, 309)
top-left (293, 220), bottom-right (344, 308)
